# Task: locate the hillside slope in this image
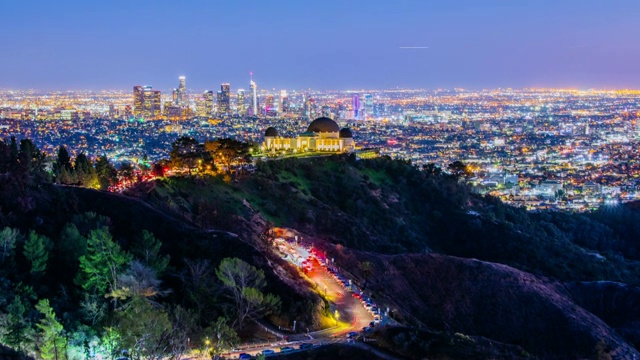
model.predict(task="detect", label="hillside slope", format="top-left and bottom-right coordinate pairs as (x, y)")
top-left (333, 250), bottom-right (638, 358)
top-left (131, 155), bottom-right (640, 357)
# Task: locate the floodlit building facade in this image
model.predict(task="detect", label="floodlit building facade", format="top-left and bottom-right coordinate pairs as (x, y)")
top-left (263, 117), bottom-right (355, 152)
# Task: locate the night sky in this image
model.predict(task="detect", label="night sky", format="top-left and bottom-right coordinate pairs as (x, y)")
top-left (1, 0), bottom-right (639, 91)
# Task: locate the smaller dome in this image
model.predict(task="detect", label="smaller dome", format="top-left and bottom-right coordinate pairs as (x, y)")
top-left (339, 128), bottom-right (353, 138)
top-left (265, 127), bottom-right (279, 137)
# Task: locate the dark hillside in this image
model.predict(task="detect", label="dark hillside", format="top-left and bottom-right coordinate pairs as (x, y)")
top-left (335, 250), bottom-right (637, 359)
top-left (141, 155), bottom-right (640, 285)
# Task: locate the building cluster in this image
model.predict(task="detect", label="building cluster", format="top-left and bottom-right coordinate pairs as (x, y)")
top-left (2, 86), bottom-right (640, 211)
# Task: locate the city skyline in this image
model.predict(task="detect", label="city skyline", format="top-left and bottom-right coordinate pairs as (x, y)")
top-left (2, 0), bottom-right (640, 91)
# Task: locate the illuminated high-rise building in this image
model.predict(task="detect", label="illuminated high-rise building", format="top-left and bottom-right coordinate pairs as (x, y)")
top-left (133, 85), bottom-right (161, 119)
top-left (352, 94), bottom-right (361, 119)
top-left (172, 89), bottom-right (178, 105)
top-left (250, 72), bottom-right (258, 116)
top-left (364, 93), bottom-right (373, 120)
top-left (265, 95), bottom-right (275, 116)
top-left (176, 76), bottom-right (187, 106)
top-left (204, 90), bottom-right (214, 117)
top-left (280, 90), bottom-right (289, 113)
top-left (217, 83), bottom-right (230, 117)
top-left (237, 89), bottom-right (246, 115)
top-left (133, 86), bottom-right (144, 117)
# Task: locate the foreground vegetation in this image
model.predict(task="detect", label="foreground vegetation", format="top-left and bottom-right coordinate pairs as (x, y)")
top-left (0, 137), bottom-right (317, 359)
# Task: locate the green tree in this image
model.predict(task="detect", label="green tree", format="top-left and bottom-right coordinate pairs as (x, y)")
top-left (205, 138), bottom-right (251, 173)
top-left (116, 295), bottom-right (172, 360)
top-left (35, 299), bottom-right (67, 360)
top-left (95, 155), bottom-right (118, 190)
top-left (78, 227), bottom-right (131, 295)
top-left (203, 317), bottom-right (239, 359)
top-left (74, 153), bottom-right (100, 188)
top-left (0, 227), bottom-right (21, 265)
top-left (131, 230), bottom-right (170, 275)
top-left (216, 257), bottom-right (281, 327)
top-left (2, 295), bottom-right (30, 351)
top-left (57, 223), bottom-right (87, 271)
top-left (23, 231), bottom-right (51, 275)
top-left (53, 145), bottom-right (74, 184)
top-left (170, 136), bottom-right (210, 175)
top-left (18, 138), bottom-right (46, 177)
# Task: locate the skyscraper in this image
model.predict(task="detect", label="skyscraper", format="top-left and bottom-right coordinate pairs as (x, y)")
top-left (133, 85), bottom-right (161, 119)
top-left (133, 86), bottom-right (144, 117)
top-left (265, 95), bottom-right (275, 116)
top-left (352, 94), bottom-right (361, 119)
top-left (217, 83), bottom-right (230, 117)
top-left (280, 90), bottom-right (289, 113)
top-left (176, 76), bottom-right (186, 106)
top-left (145, 86), bottom-right (162, 119)
top-left (204, 90), bottom-right (214, 117)
top-left (364, 93), bottom-right (373, 120)
top-left (237, 89), bottom-right (246, 116)
top-left (250, 72), bottom-right (258, 116)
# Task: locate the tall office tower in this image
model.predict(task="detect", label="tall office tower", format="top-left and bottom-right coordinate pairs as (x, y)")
top-left (352, 94), bottom-right (361, 119)
top-left (216, 83), bottom-right (230, 117)
top-left (280, 90), bottom-right (289, 113)
top-left (364, 93), bottom-right (373, 120)
top-left (171, 89), bottom-right (177, 105)
top-left (264, 95), bottom-right (275, 116)
top-left (133, 86), bottom-right (144, 117)
top-left (204, 90), bottom-right (214, 117)
top-left (236, 89), bottom-right (246, 115)
top-left (250, 72), bottom-right (258, 116)
top-left (139, 86), bottom-right (161, 119)
top-left (176, 76), bottom-right (187, 106)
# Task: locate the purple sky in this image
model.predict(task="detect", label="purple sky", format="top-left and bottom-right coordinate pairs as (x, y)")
top-left (1, 0), bottom-right (639, 91)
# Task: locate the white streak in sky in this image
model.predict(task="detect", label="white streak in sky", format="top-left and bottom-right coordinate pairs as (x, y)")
top-left (399, 46), bottom-right (429, 49)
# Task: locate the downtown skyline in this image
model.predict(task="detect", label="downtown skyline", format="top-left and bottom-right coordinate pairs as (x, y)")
top-left (1, 0), bottom-right (640, 91)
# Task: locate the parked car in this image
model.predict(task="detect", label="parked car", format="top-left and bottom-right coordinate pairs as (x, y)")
top-left (280, 346), bottom-right (294, 352)
top-left (239, 353), bottom-right (252, 359)
top-left (347, 331), bottom-right (359, 339)
top-left (262, 349), bottom-right (275, 356)
top-left (299, 343), bottom-right (314, 350)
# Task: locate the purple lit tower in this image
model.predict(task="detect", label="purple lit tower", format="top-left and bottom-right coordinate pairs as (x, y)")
top-left (352, 94), bottom-right (360, 119)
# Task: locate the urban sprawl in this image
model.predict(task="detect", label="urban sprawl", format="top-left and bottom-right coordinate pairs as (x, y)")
top-left (3, 76), bottom-right (640, 212)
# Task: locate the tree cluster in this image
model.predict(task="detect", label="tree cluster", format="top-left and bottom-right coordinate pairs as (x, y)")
top-left (53, 146), bottom-right (117, 190)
